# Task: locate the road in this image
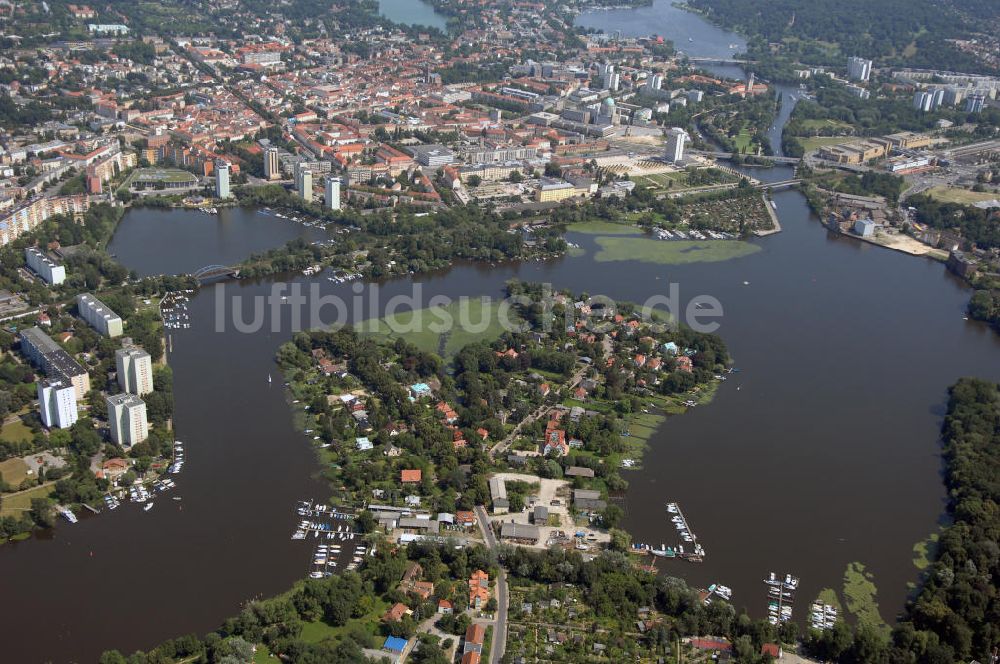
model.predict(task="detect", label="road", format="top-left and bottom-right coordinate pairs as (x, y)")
top-left (475, 505), bottom-right (508, 664)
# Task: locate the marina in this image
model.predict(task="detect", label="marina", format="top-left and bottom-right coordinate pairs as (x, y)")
top-left (292, 502), bottom-right (368, 577)
top-left (764, 572), bottom-right (800, 624)
top-left (810, 601), bottom-right (839, 631)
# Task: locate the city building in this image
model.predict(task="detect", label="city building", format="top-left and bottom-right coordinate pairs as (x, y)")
top-left (38, 379), bottom-right (78, 429)
top-left (847, 57), bottom-right (872, 82)
top-left (25, 247), bottom-right (66, 285)
top-left (966, 94), bottom-right (986, 113)
top-left (116, 344), bottom-right (154, 395)
top-left (408, 144), bottom-right (456, 167)
top-left (19, 326), bottom-right (91, 400)
top-left (536, 178), bottom-right (578, 203)
top-left (325, 176), bottom-right (341, 211)
top-left (215, 160), bottom-right (231, 199)
top-left (77, 293), bottom-right (123, 337)
top-left (295, 164), bottom-right (313, 202)
top-left (0, 195), bottom-right (89, 246)
top-left (665, 127), bottom-right (689, 163)
top-left (913, 91), bottom-right (934, 112)
top-left (106, 393), bottom-right (149, 448)
top-left (264, 147), bottom-right (281, 180)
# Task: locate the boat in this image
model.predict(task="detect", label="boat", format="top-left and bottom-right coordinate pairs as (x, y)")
top-left (715, 585), bottom-right (733, 600)
top-left (57, 506), bottom-right (78, 524)
top-left (143, 503), bottom-right (154, 512)
top-left (268, 374), bottom-right (272, 384)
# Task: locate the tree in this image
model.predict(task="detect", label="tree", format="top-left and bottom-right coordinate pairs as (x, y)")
top-left (30, 497), bottom-right (55, 528)
top-left (601, 504), bottom-right (624, 528)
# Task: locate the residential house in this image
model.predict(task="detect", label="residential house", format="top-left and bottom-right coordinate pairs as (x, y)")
top-left (464, 623), bottom-right (486, 654)
top-left (382, 602), bottom-right (410, 622)
top-left (469, 569), bottom-right (490, 609)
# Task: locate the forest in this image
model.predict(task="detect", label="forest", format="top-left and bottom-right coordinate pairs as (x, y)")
top-left (687, 0), bottom-right (997, 74)
top-left (889, 378), bottom-right (1000, 662)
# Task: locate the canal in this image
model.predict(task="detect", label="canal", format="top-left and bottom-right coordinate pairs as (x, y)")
top-left (2, 5), bottom-right (999, 662)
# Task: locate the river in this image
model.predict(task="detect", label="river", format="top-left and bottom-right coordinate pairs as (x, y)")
top-left (2, 7), bottom-right (999, 663)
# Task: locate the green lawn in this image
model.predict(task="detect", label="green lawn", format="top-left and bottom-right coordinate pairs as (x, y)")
top-left (733, 127), bottom-right (754, 153)
top-left (0, 419), bottom-right (34, 445)
top-left (0, 483), bottom-right (54, 518)
top-left (566, 220), bottom-right (642, 235)
top-left (298, 597), bottom-right (389, 647)
top-left (593, 238), bottom-right (761, 265)
top-left (0, 457), bottom-right (30, 486)
top-left (356, 298), bottom-right (520, 359)
top-left (926, 186), bottom-right (999, 204)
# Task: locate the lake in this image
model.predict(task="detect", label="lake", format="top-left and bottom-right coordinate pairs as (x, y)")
top-left (376, 0), bottom-right (449, 31)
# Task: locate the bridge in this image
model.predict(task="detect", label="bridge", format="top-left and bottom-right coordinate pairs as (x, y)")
top-left (686, 57), bottom-right (754, 66)
top-left (761, 179), bottom-right (803, 190)
top-left (191, 264), bottom-right (240, 281)
top-left (691, 150), bottom-right (803, 165)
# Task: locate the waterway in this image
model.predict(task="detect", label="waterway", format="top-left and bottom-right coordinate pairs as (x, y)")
top-left (575, 0), bottom-right (746, 60)
top-left (2, 7), bottom-right (999, 663)
top-left (376, 0), bottom-right (449, 31)
top-left (106, 207), bottom-right (328, 277)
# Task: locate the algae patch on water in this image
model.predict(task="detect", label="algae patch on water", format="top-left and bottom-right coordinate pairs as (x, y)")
top-left (593, 237), bottom-right (761, 265)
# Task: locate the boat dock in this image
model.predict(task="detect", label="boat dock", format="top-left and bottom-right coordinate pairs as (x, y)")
top-left (667, 502), bottom-right (706, 562)
top-left (293, 501), bottom-right (368, 578)
top-left (764, 571), bottom-right (799, 624)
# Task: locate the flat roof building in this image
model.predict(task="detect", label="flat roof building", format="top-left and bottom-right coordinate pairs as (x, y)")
top-left (38, 379), bottom-right (78, 429)
top-left (19, 326), bottom-right (91, 400)
top-left (25, 247), bottom-right (66, 285)
top-left (116, 343), bottom-right (154, 395)
top-left (77, 293), bottom-right (123, 337)
top-left (107, 393), bottom-right (149, 448)
top-left (408, 144), bottom-right (456, 167)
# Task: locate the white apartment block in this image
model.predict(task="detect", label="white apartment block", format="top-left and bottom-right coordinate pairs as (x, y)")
top-left (77, 293), bottom-right (124, 337)
top-left (107, 393), bottom-right (149, 448)
top-left (25, 247), bottom-right (66, 285)
top-left (665, 127), bottom-right (689, 163)
top-left (116, 345), bottom-right (154, 395)
top-left (38, 379), bottom-right (78, 429)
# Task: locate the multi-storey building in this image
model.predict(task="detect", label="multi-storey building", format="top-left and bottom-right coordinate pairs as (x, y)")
top-left (325, 177), bottom-right (341, 211)
top-left (19, 326), bottom-right (91, 400)
top-left (25, 247), bottom-right (66, 285)
top-left (38, 379), bottom-right (78, 429)
top-left (295, 164), bottom-right (313, 202)
top-left (115, 345), bottom-right (154, 396)
top-left (665, 127), bottom-right (689, 163)
top-left (107, 393), bottom-right (149, 448)
top-left (0, 195), bottom-right (89, 246)
top-left (77, 293), bottom-right (124, 337)
top-left (265, 147), bottom-right (281, 180)
top-left (215, 160), bottom-right (231, 199)
top-left (847, 57), bottom-right (873, 82)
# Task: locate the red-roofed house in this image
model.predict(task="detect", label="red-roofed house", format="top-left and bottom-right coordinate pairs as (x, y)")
top-left (382, 602), bottom-right (410, 622)
top-left (469, 570), bottom-right (490, 609)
